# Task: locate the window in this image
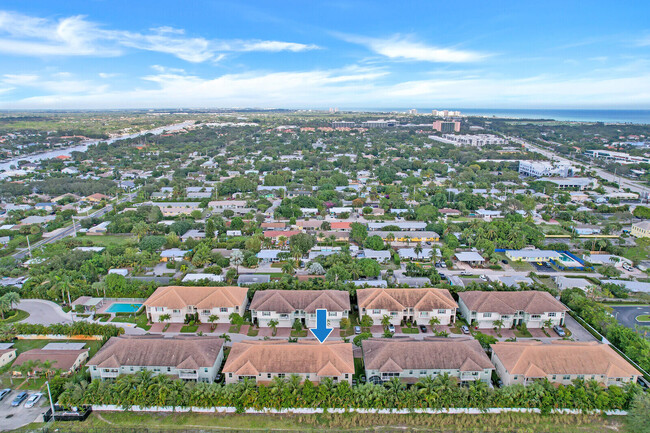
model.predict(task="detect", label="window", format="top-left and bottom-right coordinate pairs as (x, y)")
top-left (220, 307), bottom-right (228, 313)
top-left (202, 310), bottom-right (210, 315)
top-left (382, 372), bottom-right (399, 378)
top-left (552, 375), bottom-right (556, 380)
top-left (267, 373), bottom-right (271, 378)
top-left (483, 312), bottom-right (492, 318)
top-left (438, 309), bottom-right (446, 314)
top-left (329, 311), bottom-right (337, 317)
top-left (278, 373), bottom-right (285, 378)
top-left (372, 309), bottom-right (381, 314)
top-left (531, 314), bottom-right (541, 319)
top-left (390, 311), bottom-right (398, 316)
top-left (262, 312), bottom-right (271, 316)
top-left (204, 368), bottom-right (208, 373)
top-left (173, 309), bottom-right (181, 314)
top-left (420, 370), bottom-right (427, 375)
top-left (563, 375), bottom-right (571, 380)
top-left (420, 312), bottom-right (429, 317)
top-left (548, 313), bottom-right (556, 317)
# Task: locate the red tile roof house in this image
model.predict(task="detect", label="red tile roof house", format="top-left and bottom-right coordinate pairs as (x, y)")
top-left (330, 221), bottom-right (353, 231)
top-left (223, 340), bottom-right (354, 385)
top-left (263, 230), bottom-right (302, 244)
top-left (12, 348), bottom-right (89, 377)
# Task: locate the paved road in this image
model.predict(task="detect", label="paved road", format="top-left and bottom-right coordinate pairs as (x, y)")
top-left (610, 305), bottom-right (650, 330)
top-left (563, 314), bottom-right (598, 342)
top-left (0, 389), bottom-right (47, 432)
top-left (13, 191), bottom-right (137, 260)
top-left (511, 137), bottom-right (650, 196)
top-left (16, 299), bottom-right (72, 325)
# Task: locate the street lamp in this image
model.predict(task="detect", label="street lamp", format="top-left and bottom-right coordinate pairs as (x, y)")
top-left (45, 380), bottom-right (55, 421)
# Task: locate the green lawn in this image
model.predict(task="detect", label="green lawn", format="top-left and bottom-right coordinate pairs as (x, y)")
top-left (247, 328), bottom-right (259, 336)
top-left (508, 260), bottom-right (535, 272)
top-left (623, 238), bottom-right (650, 263)
top-left (229, 324), bottom-right (242, 333)
top-left (0, 309), bottom-right (29, 323)
top-left (50, 411), bottom-right (628, 433)
top-left (290, 330), bottom-right (308, 337)
top-left (353, 357), bottom-right (365, 379)
top-left (637, 314), bottom-right (650, 322)
top-left (85, 235), bottom-right (136, 247)
top-left (401, 326), bottom-right (419, 334)
top-left (514, 328), bottom-right (533, 338)
top-left (180, 325), bottom-right (198, 333)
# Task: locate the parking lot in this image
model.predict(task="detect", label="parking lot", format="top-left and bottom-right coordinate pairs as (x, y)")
top-left (532, 262), bottom-right (556, 272)
top-left (610, 305), bottom-right (650, 332)
top-left (0, 389), bottom-right (46, 432)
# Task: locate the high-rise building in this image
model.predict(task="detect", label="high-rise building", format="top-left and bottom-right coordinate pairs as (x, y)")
top-left (432, 120), bottom-right (461, 133)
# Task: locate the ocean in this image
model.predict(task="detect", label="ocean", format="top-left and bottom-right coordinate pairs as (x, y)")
top-left (352, 108), bottom-right (650, 124)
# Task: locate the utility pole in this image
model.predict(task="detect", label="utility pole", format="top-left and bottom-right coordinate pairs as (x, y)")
top-left (45, 381), bottom-right (55, 420)
top-left (26, 235), bottom-right (32, 258)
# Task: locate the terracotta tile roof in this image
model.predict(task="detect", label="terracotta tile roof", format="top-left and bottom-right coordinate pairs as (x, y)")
top-left (491, 341), bottom-right (641, 378)
top-left (250, 289), bottom-right (350, 313)
top-left (261, 222), bottom-right (286, 229)
top-left (363, 337), bottom-right (492, 372)
top-left (13, 349), bottom-right (88, 372)
top-left (330, 222), bottom-right (352, 230)
top-left (143, 285), bottom-right (248, 310)
top-left (223, 340), bottom-right (354, 377)
top-left (88, 336), bottom-right (224, 369)
top-left (264, 230), bottom-right (301, 238)
top-left (294, 220), bottom-right (322, 229)
top-left (458, 290), bottom-right (567, 314)
top-left (357, 288), bottom-right (457, 311)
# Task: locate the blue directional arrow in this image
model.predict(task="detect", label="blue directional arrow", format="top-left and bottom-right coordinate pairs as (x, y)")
top-left (310, 309), bottom-right (333, 343)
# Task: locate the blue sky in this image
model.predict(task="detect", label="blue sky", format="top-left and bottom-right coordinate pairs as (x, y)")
top-left (0, 0), bottom-right (649, 109)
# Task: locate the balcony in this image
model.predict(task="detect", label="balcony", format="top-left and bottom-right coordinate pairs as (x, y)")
top-left (179, 370), bottom-right (198, 380)
top-left (101, 371), bottom-right (119, 378)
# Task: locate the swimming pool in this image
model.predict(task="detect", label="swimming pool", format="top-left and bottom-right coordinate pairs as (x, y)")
top-left (105, 303), bottom-right (143, 313)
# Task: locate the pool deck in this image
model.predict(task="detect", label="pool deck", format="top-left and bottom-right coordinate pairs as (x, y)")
top-left (95, 298), bottom-right (146, 315)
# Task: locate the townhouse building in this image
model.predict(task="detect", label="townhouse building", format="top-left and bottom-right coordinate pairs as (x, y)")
top-left (143, 285), bottom-right (248, 324)
top-left (357, 288), bottom-right (457, 326)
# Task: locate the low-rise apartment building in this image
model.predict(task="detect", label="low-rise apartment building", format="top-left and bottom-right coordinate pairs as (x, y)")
top-left (143, 285), bottom-right (248, 323)
top-left (357, 288), bottom-right (457, 326)
top-left (491, 341), bottom-right (641, 387)
top-left (249, 289), bottom-right (350, 328)
top-left (88, 336), bottom-right (224, 383)
top-left (223, 340), bottom-right (354, 385)
top-left (457, 290), bottom-right (567, 329)
top-left (631, 221), bottom-right (650, 238)
top-left (362, 337), bottom-right (493, 385)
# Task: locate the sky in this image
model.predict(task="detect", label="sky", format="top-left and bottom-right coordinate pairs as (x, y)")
top-left (0, 0), bottom-right (649, 110)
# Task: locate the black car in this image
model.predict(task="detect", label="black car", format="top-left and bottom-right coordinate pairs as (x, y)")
top-left (501, 259), bottom-right (508, 264)
top-left (419, 325), bottom-right (427, 333)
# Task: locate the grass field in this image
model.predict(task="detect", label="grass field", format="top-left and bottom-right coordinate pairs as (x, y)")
top-left (0, 308), bottom-right (29, 323)
top-left (86, 235), bottom-right (136, 247)
top-left (637, 314), bottom-right (650, 322)
top-left (39, 411), bottom-right (630, 433)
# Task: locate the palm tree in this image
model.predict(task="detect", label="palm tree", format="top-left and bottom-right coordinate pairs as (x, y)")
top-left (0, 296), bottom-right (11, 320)
top-left (219, 332), bottom-right (231, 343)
top-left (281, 261), bottom-right (295, 275)
top-left (386, 232), bottom-right (395, 248)
top-left (278, 236), bottom-right (288, 249)
top-left (158, 313), bottom-right (171, 324)
top-left (429, 316), bottom-right (440, 330)
top-left (268, 319), bottom-right (279, 336)
top-left (543, 319), bottom-right (553, 329)
top-left (493, 319), bottom-right (505, 334)
top-left (381, 315), bottom-right (391, 331)
top-left (230, 250), bottom-right (243, 273)
top-left (3, 292), bottom-right (19, 311)
top-left (208, 314), bottom-right (219, 331)
top-left (414, 243), bottom-right (423, 260)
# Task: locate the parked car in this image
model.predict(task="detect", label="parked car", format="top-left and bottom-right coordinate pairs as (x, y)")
top-left (460, 270), bottom-right (469, 275)
top-left (419, 325), bottom-right (427, 333)
top-left (501, 259), bottom-right (508, 264)
top-left (440, 262), bottom-right (447, 268)
top-left (461, 325), bottom-right (470, 334)
top-left (24, 392), bottom-right (43, 408)
top-left (11, 392), bottom-right (28, 407)
top-left (553, 325), bottom-right (566, 337)
top-left (479, 274), bottom-right (487, 281)
top-left (388, 324), bottom-right (396, 333)
top-left (0, 388), bottom-right (10, 401)
top-left (354, 326), bottom-right (361, 334)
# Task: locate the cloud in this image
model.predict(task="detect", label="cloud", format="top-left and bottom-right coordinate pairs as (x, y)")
top-left (3, 65), bottom-right (650, 109)
top-left (0, 10), bottom-right (319, 62)
top-left (341, 34), bottom-right (488, 63)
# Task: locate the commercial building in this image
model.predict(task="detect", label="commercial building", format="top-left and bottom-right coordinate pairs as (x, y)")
top-left (436, 134), bottom-right (507, 147)
top-left (491, 341), bottom-right (641, 387)
top-left (357, 288), bottom-right (457, 326)
top-left (361, 119), bottom-right (398, 128)
top-left (432, 120), bottom-right (460, 133)
top-left (584, 149), bottom-right (650, 164)
top-left (223, 341), bottom-right (354, 385)
top-left (362, 337), bottom-right (493, 385)
top-left (518, 161), bottom-right (572, 177)
top-left (457, 290), bottom-right (567, 329)
top-left (88, 336), bottom-right (224, 383)
top-left (631, 221), bottom-right (650, 238)
top-left (332, 121), bottom-right (355, 128)
top-left (538, 177), bottom-right (595, 190)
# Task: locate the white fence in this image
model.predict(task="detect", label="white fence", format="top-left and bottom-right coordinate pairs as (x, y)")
top-left (92, 405), bottom-right (627, 416)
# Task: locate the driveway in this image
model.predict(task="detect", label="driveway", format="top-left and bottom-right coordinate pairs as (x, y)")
top-left (0, 389), bottom-right (47, 432)
top-left (610, 305), bottom-right (650, 331)
top-left (16, 299), bottom-right (71, 325)
top-left (564, 314), bottom-right (598, 342)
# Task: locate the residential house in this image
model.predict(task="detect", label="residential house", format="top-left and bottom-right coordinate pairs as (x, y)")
top-left (362, 337), bottom-right (493, 384)
top-left (454, 251), bottom-right (486, 267)
top-left (357, 288), bottom-right (458, 326)
top-left (505, 249), bottom-right (562, 262)
top-left (362, 249), bottom-right (391, 263)
top-left (160, 248), bottom-right (188, 262)
top-left (237, 274), bottom-right (271, 286)
top-left (143, 285), bottom-right (248, 323)
top-left (491, 341), bottom-right (641, 387)
top-left (256, 249), bottom-right (282, 264)
top-left (631, 221), bottom-right (650, 238)
top-left (399, 247), bottom-right (438, 261)
top-left (88, 336), bottom-right (224, 383)
top-left (0, 345), bottom-right (16, 367)
top-left (457, 290), bottom-right (567, 329)
top-left (368, 231), bottom-right (440, 243)
top-left (153, 202), bottom-right (201, 217)
top-left (85, 193), bottom-right (109, 203)
top-left (223, 340), bottom-right (354, 385)
top-left (250, 289), bottom-right (350, 328)
top-left (12, 348), bottom-right (89, 376)
top-left (553, 276), bottom-right (595, 292)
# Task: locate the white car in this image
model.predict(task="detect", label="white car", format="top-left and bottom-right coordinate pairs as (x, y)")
top-left (24, 392), bottom-right (42, 408)
top-left (479, 275), bottom-right (487, 281)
